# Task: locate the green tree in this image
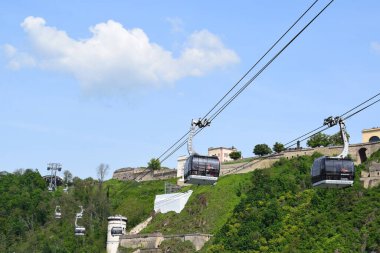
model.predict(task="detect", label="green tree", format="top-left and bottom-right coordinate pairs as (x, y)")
top-left (97, 163), bottom-right (109, 188)
top-left (273, 142), bottom-right (285, 153)
top-left (306, 132), bottom-right (330, 148)
top-left (229, 151), bottom-right (242, 160)
top-left (329, 131), bottom-right (350, 146)
top-left (148, 158), bottom-right (161, 170)
top-left (253, 144), bottom-right (272, 156)
top-left (63, 170), bottom-right (73, 185)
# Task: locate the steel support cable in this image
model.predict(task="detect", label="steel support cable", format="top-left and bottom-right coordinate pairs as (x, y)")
top-left (161, 0), bottom-right (335, 164)
top-left (283, 91), bottom-right (380, 147)
top-left (342, 96), bottom-right (380, 121)
top-left (207, 0), bottom-right (335, 125)
top-left (160, 127), bottom-right (204, 163)
top-left (201, 0), bottom-right (320, 121)
top-left (157, 0), bottom-right (321, 162)
top-left (339, 92), bottom-right (380, 119)
top-left (224, 94), bottom-right (380, 175)
top-left (222, 125), bottom-right (332, 175)
top-left (158, 130), bottom-right (191, 160)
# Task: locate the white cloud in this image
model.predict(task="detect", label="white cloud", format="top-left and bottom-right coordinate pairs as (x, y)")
top-left (4, 16), bottom-right (239, 91)
top-left (3, 44), bottom-right (36, 70)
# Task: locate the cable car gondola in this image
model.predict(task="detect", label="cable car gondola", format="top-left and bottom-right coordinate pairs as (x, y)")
top-left (184, 154), bottom-right (220, 185)
top-left (74, 205), bottom-right (86, 236)
top-left (55, 205), bottom-right (61, 219)
top-left (184, 119), bottom-right (220, 185)
top-left (74, 226), bottom-right (86, 236)
top-left (311, 117), bottom-right (355, 188)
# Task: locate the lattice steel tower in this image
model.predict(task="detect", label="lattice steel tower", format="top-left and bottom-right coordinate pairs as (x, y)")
top-left (47, 163), bottom-right (62, 191)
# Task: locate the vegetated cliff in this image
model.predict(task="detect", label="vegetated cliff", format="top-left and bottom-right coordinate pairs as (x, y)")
top-left (0, 171), bottom-right (174, 253)
top-left (141, 151), bottom-right (380, 252)
top-left (2, 149), bottom-right (380, 252)
top-left (205, 151), bottom-right (380, 253)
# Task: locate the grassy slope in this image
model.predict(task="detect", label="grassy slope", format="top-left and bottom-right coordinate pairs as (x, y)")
top-left (206, 151), bottom-right (380, 253)
top-left (142, 172), bottom-right (253, 235)
top-left (105, 178), bottom-right (178, 230)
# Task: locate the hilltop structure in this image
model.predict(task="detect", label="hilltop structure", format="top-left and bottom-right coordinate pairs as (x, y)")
top-left (112, 167), bottom-right (177, 182)
top-left (362, 127), bottom-right (380, 143)
top-left (208, 146), bottom-right (238, 163)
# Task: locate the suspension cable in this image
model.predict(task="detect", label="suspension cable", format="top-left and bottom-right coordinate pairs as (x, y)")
top-left (156, 0), bottom-right (324, 162)
top-left (223, 92), bottom-right (380, 175)
top-left (207, 0), bottom-right (335, 124)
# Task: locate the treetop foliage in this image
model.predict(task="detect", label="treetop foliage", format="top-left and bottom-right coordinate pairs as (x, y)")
top-left (253, 144), bottom-right (272, 156)
top-left (148, 158), bottom-right (161, 170)
top-left (229, 151), bottom-right (242, 160)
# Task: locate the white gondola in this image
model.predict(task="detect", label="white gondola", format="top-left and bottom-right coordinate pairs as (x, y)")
top-left (74, 226), bottom-right (86, 236)
top-left (55, 205), bottom-right (62, 219)
top-left (74, 205), bottom-right (86, 236)
top-left (311, 117), bottom-right (355, 188)
top-left (184, 118), bottom-right (220, 185)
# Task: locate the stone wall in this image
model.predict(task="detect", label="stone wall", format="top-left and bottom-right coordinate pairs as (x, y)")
top-left (360, 162), bottom-right (380, 188)
top-left (119, 233), bottom-right (212, 252)
top-left (113, 168), bottom-right (177, 182)
top-left (222, 141), bottom-right (380, 175)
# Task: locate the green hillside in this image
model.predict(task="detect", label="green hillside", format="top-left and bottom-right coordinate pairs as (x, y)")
top-left (1, 149), bottom-right (380, 252)
top-left (0, 172), bottom-right (174, 252)
top-left (142, 172), bottom-right (253, 234)
top-left (206, 153), bottom-right (380, 252)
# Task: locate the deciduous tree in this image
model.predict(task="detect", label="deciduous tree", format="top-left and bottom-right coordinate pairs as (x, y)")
top-left (273, 142), bottom-right (285, 153)
top-left (148, 158), bottom-right (161, 170)
top-left (229, 151), bottom-right (242, 160)
top-left (253, 144), bottom-right (272, 156)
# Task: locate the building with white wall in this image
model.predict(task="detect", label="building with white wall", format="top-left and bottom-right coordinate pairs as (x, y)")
top-left (208, 146), bottom-right (237, 163)
top-left (107, 215), bottom-right (128, 253)
top-left (176, 155), bottom-right (187, 182)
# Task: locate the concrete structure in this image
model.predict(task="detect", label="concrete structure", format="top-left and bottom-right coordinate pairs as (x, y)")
top-left (362, 127), bottom-right (380, 143)
top-left (222, 141), bottom-right (380, 175)
top-left (176, 155), bottom-right (187, 182)
top-left (208, 146), bottom-right (237, 163)
top-left (360, 162), bottom-right (380, 188)
top-left (106, 215), bottom-right (127, 253)
top-left (119, 233), bottom-right (212, 252)
top-left (154, 190), bottom-right (193, 213)
top-left (112, 168), bottom-right (177, 182)
top-left (129, 216), bottom-right (153, 235)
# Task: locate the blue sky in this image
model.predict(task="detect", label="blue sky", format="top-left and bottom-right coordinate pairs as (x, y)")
top-left (1, 0), bottom-right (379, 179)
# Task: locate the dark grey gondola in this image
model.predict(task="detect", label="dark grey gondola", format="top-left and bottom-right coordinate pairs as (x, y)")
top-left (184, 154), bottom-right (220, 185)
top-left (311, 156), bottom-right (354, 188)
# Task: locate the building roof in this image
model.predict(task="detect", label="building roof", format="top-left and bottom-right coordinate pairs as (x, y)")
top-left (362, 127), bottom-right (380, 133)
top-left (208, 146), bottom-right (236, 151)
